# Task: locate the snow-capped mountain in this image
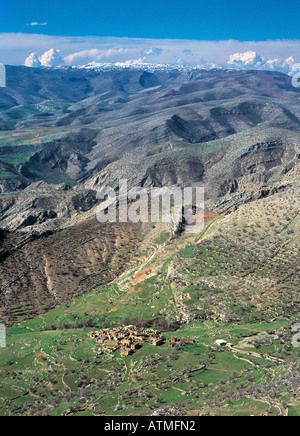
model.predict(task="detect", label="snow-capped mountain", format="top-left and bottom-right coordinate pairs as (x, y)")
top-left (24, 49), bottom-right (298, 76)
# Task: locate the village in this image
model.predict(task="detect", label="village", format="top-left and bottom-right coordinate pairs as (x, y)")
top-left (89, 325), bottom-right (196, 357)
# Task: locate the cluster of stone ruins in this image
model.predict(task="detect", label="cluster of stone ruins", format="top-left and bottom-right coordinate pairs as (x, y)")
top-left (89, 326), bottom-right (165, 357)
top-left (89, 325), bottom-right (198, 357)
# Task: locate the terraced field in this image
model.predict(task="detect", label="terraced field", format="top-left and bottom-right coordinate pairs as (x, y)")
top-left (0, 171), bottom-right (299, 416)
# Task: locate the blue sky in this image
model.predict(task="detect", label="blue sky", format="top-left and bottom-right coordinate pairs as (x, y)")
top-left (1, 0), bottom-right (300, 40)
top-left (0, 0), bottom-right (300, 68)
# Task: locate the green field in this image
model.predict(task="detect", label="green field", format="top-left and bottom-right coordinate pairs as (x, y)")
top-left (0, 173), bottom-right (299, 416)
top-left (0, 213), bottom-right (299, 416)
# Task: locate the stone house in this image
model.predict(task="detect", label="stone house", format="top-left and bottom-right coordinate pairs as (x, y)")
top-left (150, 336), bottom-right (164, 346)
top-left (121, 347), bottom-right (133, 357)
top-left (167, 337), bottom-right (179, 347)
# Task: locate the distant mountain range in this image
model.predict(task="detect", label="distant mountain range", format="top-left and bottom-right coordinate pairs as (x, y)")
top-left (23, 50), bottom-right (298, 75)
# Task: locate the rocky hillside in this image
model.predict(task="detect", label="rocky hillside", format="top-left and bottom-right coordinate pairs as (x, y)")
top-left (0, 66), bottom-right (299, 323)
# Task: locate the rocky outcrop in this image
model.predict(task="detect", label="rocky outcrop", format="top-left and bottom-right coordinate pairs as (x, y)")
top-left (141, 156), bottom-right (205, 187)
top-left (214, 183), bottom-right (291, 214)
top-left (19, 128), bottom-right (98, 183)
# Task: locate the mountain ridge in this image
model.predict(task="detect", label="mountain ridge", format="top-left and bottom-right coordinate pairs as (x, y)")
top-left (0, 66), bottom-right (299, 323)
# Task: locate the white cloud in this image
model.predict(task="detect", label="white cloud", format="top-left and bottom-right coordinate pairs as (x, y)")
top-left (228, 50), bottom-right (297, 74)
top-left (64, 47), bottom-right (134, 65)
top-left (39, 49), bottom-right (63, 67)
top-left (115, 57), bottom-right (148, 66)
top-left (24, 52), bottom-right (41, 67)
top-left (64, 49), bottom-right (102, 64)
top-left (228, 50), bottom-right (263, 68)
top-left (0, 33), bottom-right (299, 74)
top-left (141, 47), bottom-right (163, 57)
top-left (26, 22), bottom-right (48, 27)
top-left (176, 58), bottom-right (189, 66)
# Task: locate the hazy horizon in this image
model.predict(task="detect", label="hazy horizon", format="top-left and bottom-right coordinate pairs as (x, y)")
top-left (0, 33), bottom-right (299, 76)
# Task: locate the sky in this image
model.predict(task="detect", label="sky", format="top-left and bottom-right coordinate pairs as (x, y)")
top-left (1, 0), bottom-right (300, 40)
top-left (0, 0), bottom-right (300, 70)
